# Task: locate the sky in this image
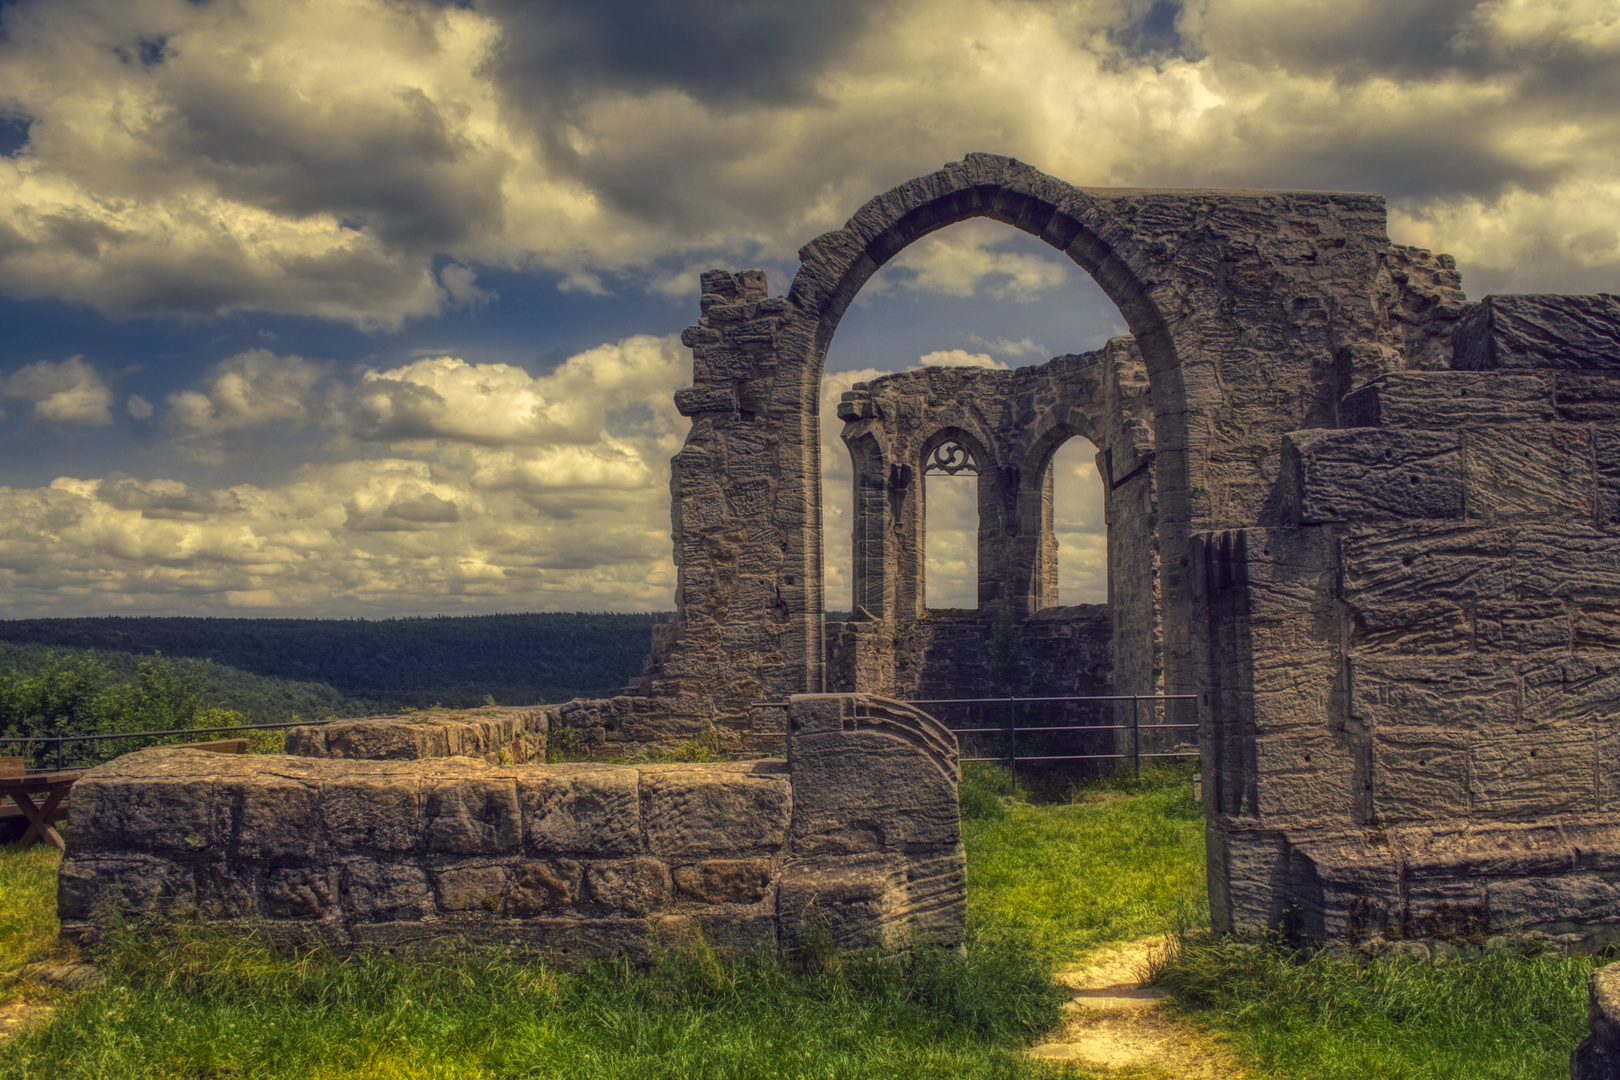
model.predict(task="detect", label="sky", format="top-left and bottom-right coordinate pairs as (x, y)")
top-left (0, 0), bottom-right (1615, 619)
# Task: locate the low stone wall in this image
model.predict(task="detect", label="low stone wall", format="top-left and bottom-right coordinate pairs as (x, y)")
top-left (59, 694), bottom-right (964, 964)
top-left (1572, 963), bottom-right (1620, 1080)
top-left (284, 694), bottom-right (784, 766)
top-left (1234, 819), bottom-right (1620, 954)
top-left (285, 706), bottom-right (549, 764)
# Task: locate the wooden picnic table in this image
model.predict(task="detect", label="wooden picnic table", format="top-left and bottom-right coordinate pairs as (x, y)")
top-left (0, 771), bottom-right (83, 850)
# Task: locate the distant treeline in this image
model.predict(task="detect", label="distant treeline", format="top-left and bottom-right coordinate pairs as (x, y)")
top-left (0, 613), bottom-right (672, 715)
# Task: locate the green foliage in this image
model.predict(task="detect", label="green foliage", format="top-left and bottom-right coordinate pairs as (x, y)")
top-left (0, 653), bottom-right (290, 768)
top-left (1156, 936), bottom-right (1596, 1080)
top-left (958, 761), bottom-right (1016, 821)
top-left (0, 873), bottom-right (1071, 1079)
top-left (0, 612), bottom-right (671, 710)
top-left (961, 761), bottom-right (1207, 964)
top-left (0, 843), bottom-right (69, 980)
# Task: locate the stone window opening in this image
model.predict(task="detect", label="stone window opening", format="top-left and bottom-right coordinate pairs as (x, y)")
top-left (1041, 434), bottom-right (1109, 610)
top-left (922, 436), bottom-right (982, 612)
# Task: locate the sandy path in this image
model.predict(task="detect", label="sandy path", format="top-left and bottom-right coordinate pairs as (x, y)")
top-left (1027, 938), bottom-right (1249, 1078)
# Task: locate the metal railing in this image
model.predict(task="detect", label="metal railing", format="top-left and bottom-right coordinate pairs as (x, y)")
top-left (750, 692), bottom-right (1200, 780)
top-left (0, 716), bottom-right (348, 773)
top-left (902, 693), bottom-right (1198, 781)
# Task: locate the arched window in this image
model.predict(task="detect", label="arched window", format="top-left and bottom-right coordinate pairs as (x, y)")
top-left (923, 439), bottom-right (980, 610)
top-left (1049, 436), bottom-right (1107, 606)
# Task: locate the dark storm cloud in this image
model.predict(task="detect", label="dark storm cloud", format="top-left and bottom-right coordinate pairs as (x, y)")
top-left (478, 0), bottom-right (881, 107)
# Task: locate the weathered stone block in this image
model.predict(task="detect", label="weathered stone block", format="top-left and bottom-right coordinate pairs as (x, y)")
top-left (1473, 601), bottom-right (1570, 653)
top-left (1283, 429), bottom-right (1463, 523)
top-left (1513, 526), bottom-right (1620, 601)
top-left (327, 775), bottom-right (421, 853)
top-left (778, 854), bottom-right (910, 949)
top-left (265, 867), bottom-right (335, 920)
top-left (1470, 724), bottom-right (1596, 818)
top-left (1489, 874), bottom-right (1620, 928)
top-left (1350, 601), bottom-right (1472, 655)
top-left (672, 859), bottom-right (772, 904)
top-left (1464, 425), bottom-right (1592, 520)
top-left (507, 860), bottom-right (583, 916)
top-left (787, 696), bottom-right (958, 856)
top-left (425, 778), bottom-right (521, 855)
top-left (1571, 963), bottom-right (1620, 1080)
top-left (1453, 293), bottom-right (1620, 371)
top-left (1341, 372), bottom-right (1554, 428)
top-left (69, 773), bottom-right (217, 854)
top-left (641, 765), bottom-right (790, 857)
top-left (1341, 524), bottom-right (1512, 608)
top-left (1350, 656), bottom-right (1520, 733)
top-left (224, 776), bottom-right (321, 862)
top-left (59, 854), bottom-right (196, 925)
top-left (519, 767), bottom-right (642, 856)
top-left (340, 861), bottom-right (432, 923)
top-left (586, 858), bottom-right (671, 914)
top-left (1370, 727), bottom-right (1472, 821)
top-left (431, 865), bottom-right (508, 913)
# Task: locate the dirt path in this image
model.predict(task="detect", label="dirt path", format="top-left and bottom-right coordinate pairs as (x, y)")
top-left (1027, 938), bottom-right (1248, 1078)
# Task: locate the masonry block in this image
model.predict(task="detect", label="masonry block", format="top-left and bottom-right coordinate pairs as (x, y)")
top-left (1453, 294), bottom-right (1620, 371)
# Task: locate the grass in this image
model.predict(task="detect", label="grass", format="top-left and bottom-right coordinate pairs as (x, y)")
top-left (960, 761), bottom-right (1208, 964)
top-left (0, 845), bottom-right (71, 977)
top-left (1, 760), bottom-right (1599, 1079)
top-left (0, 835), bottom-right (1074, 1080)
top-left (1156, 936), bottom-right (1595, 1080)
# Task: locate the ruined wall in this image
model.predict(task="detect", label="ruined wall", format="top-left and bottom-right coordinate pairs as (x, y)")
top-left (60, 695), bottom-right (962, 962)
top-left (823, 340), bottom-right (1158, 755)
top-left (631, 154), bottom-right (1620, 948)
top-left (1203, 294), bottom-right (1620, 950)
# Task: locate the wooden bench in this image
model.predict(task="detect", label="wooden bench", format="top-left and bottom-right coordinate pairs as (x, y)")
top-left (0, 741), bottom-right (248, 849)
top-left (0, 771), bottom-right (84, 850)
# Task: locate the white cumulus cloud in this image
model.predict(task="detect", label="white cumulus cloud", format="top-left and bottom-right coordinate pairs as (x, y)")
top-left (3, 355), bottom-right (112, 425)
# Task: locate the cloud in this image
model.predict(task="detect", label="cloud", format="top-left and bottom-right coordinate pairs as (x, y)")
top-left (350, 334), bottom-right (688, 450)
top-left (0, 333), bottom-right (691, 616)
top-left (0, 0), bottom-right (1614, 325)
top-left (3, 355), bottom-right (112, 424)
top-left (886, 220), bottom-right (1074, 301)
top-left (968, 335), bottom-right (1052, 360)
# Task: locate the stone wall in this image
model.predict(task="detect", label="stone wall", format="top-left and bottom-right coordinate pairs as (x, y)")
top-left (1202, 294), bottom-right (1620, 950)
top-left (59, 694), bottom-right (963, 963)
top-left (632, 153), bottom-right (1620, 948)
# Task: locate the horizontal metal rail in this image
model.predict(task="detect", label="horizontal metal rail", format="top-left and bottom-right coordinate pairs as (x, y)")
top-left (748, 692), bottom-right (1201, 779)
top-left (1, 716), bottom-right (348, 772)
top-left (952, 723), bottom-right (1198, 734)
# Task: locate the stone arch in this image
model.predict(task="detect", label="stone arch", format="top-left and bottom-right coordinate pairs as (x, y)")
top-left (654, 152), bottom-right (1581, 946)
top-left (776, 155), bottom-right (1201, 697)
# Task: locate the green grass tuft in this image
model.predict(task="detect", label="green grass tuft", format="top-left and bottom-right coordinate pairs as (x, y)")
top-left (0, 924), bottom-right (1074, 1079)
top-left (961, 761), bottom-right (1207, 964)
top-left (0, 843), bottom-right (69, 978)
top-left (1157, 935), bottom-right (1597, 1079)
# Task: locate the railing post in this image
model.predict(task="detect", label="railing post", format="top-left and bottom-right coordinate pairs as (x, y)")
top-left (1007, 696), bottom-right (1016, 793)
top-left (1131, 696), bottom-right (1140, 779)
top-left (55, 735), bottom-right (63, 772)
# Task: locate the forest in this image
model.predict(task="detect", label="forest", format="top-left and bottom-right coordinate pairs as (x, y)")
top-left (0, 613), bottom-right (670, 769)
top-left (0, 613), bottom-right (668, 711)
